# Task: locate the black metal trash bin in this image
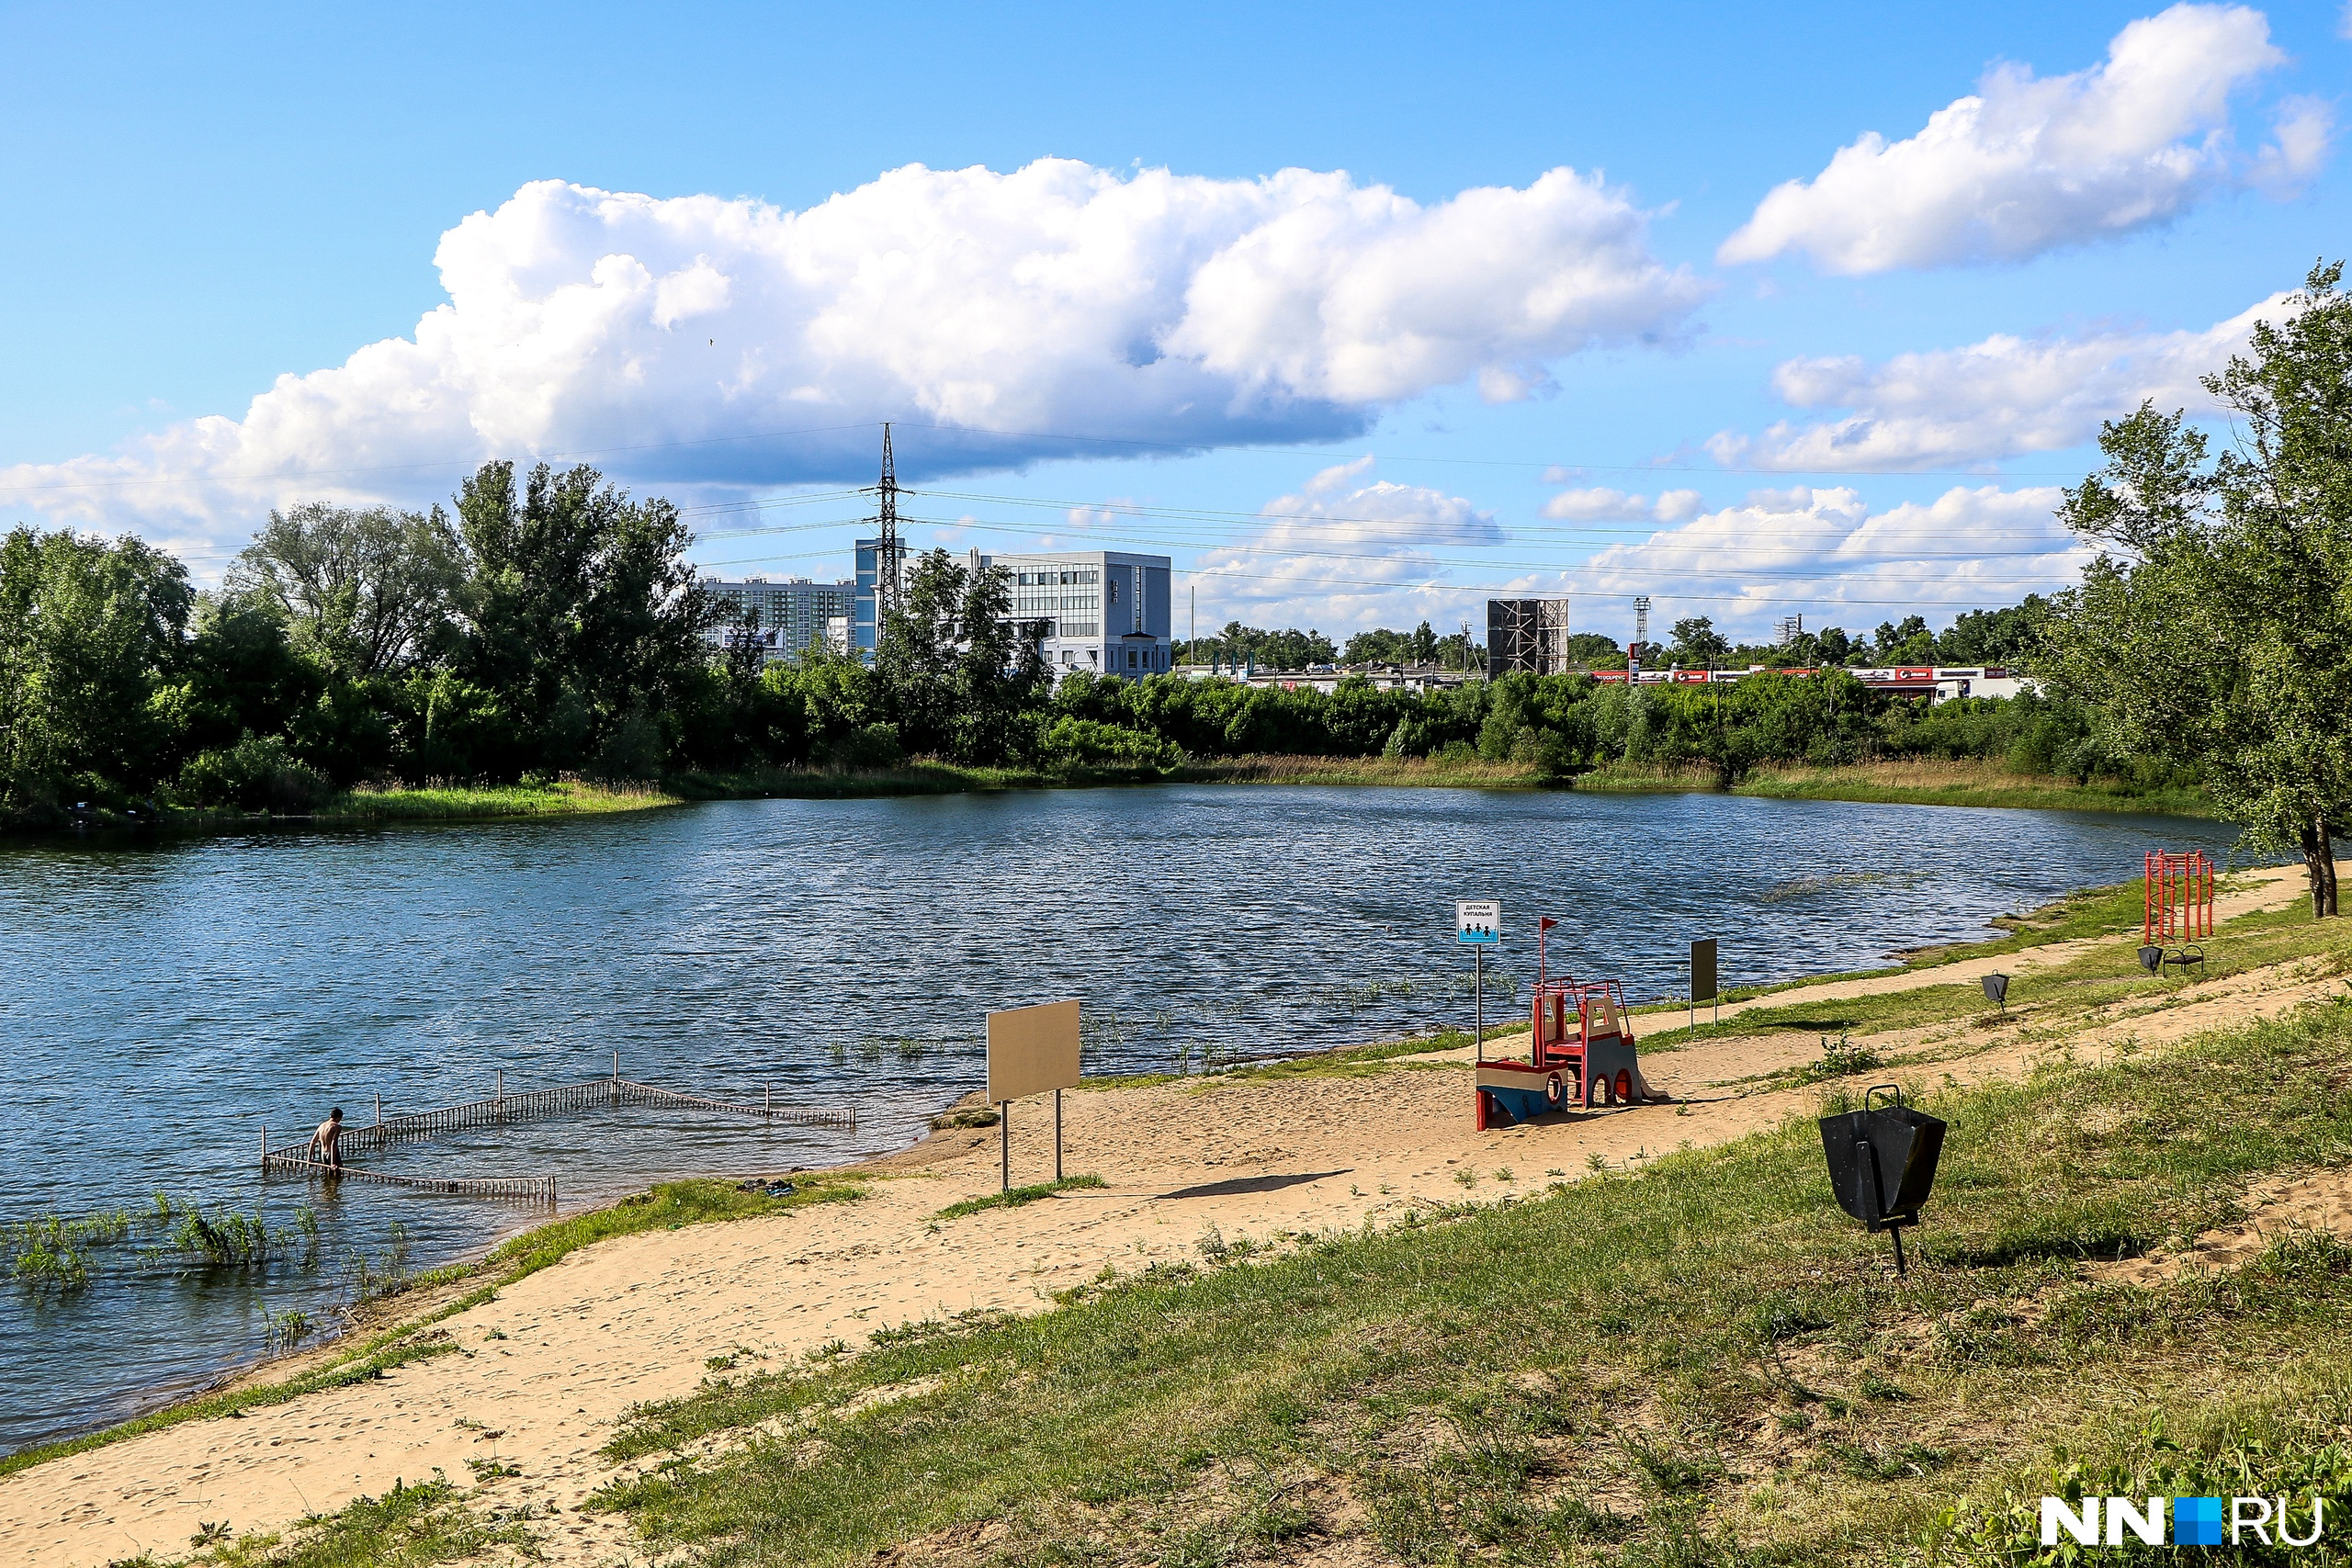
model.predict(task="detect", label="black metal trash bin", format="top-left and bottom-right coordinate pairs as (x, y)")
top-left (1819, 1085), bottom-right (1946, 1270)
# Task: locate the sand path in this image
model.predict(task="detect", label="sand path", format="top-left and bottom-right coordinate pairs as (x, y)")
top-left (2, 865), bottom-right (2330, 1567)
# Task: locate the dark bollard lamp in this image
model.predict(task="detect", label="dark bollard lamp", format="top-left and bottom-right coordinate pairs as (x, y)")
top-left (1819, 1085), bottom-right (1946, 1275)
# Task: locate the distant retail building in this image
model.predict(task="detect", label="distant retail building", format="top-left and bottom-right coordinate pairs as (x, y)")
top-left (849, 543), bottom-right (1173, 677)
top-left (702, 577), bottom-right (855, 664)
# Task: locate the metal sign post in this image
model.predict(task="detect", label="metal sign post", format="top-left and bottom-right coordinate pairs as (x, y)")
top-left (1456, 900), bottom-right (1501, 1060)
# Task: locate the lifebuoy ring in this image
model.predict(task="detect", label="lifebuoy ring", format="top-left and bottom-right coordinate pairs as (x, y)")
top-left (1615, 1068), bottom-right (1634, 1103)
top-left (1545, 1072), bottom-right (1565, 1107)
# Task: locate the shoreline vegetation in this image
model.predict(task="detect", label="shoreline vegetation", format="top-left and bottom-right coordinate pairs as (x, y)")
top-left (28, 754), bottom-right (2213, 837)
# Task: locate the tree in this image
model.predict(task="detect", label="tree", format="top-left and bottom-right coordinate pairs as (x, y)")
top-left (171, 591), bottom-right (325, 760)
top-left (1935, 597), bottom-right (2044, 666)
top-left (1668, 615), bottom-right (1731, 665)
top-left (452, 461), bottom-right (721, 778)
top-left (1562, 631), bottom-right (1623, 667)
top-left (1872, 615), bottom-right (1932, 664)
top-left (232, 502), bottom-right (463, 680)
top-left (1410, 620), bottom-right (1440, 664)
top-left (2042, 263), bottom-right (2352, 916)
top-left (1341, 626), bottom-right (1416, 665)
top-left (876, 548), bottom-right (1047, 764)
top-left (0, 527), bottom-right (193, 813)
top-left (1432, 626), bottom-right (1483, 673)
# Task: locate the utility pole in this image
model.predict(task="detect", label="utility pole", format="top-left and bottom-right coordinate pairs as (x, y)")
top-left (1190, 583), bottom-right (1196, 661)
top-left (874, 423), bottom-right (904, 626)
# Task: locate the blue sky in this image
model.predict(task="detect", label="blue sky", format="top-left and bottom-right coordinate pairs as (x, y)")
top-left (4, 1), bottom-right (2346, 643)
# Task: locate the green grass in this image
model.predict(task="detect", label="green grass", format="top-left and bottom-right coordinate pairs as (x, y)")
top-left (131, 1474), bottom-right (537, 1568)
top-left (0, 1177), bottom-right (861, 1483)
top-left (666, 760), bottom-right (1168, 800)
top-left (316, 779), bottom-right (677, 823)
top-left (585, 999), bottom-right (2352, 1567)
top-left (1733, 758), bottom-right (2214, 818)
top-left (1637, 888), bottom-right (2352, 1056)
top-left (933, 1175), bottom-right (1107, 1220)
top-left (1575, 757), bottom-right (2214, 818)
top-left (1175, 753), bottom-right (1552, 788)
top-left (1626, 872), bottom-right (2287, 1047)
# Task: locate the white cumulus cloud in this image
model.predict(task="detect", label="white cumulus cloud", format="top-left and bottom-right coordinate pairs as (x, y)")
top-left (3, 161), bottom-right (1707, 551)
top-left (1566, 484), bottom-right (2088, 642)
top-left (1191, 463), bottom-right (1503, 634)
top-left (1706, 290), bottom-right (2292, 470)
top-left (1539, 482), bottom-right (1704, 524)
top-left (1719, 4), bottom-right (2317, 274)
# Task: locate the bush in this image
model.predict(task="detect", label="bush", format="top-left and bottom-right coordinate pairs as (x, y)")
top-left (820, 722), bottom-right (906, 772)
top-left (1038, 716), bottom-right (1182, 771)
top-left (174, 733), bottom-right (331, 812)
top-left (591, 710), bottom-right (666, 782)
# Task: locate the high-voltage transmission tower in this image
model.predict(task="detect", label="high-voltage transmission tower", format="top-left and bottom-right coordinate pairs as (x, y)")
top-left (871, 422), bottom-right (906, 624)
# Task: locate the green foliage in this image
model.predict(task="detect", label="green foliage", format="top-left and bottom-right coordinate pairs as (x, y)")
top-left (232, 502), bottom-right (463, 681)
top-left (2041, 261), bottom-right (2352, 915)
top-left (176, 734), bottom-right (332, 812)
top-left (1179, 619), bottom-right (1340, 671)
top-left (0, 446), bottom-right (2210, 827)
top-left (0, 525), bottom-right (192, 817)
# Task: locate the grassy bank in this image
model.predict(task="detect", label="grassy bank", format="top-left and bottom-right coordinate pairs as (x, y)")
top-left (572, 990), bottom-right (2352, 1567)
top-left (1579, 757), bottom-right (2211, 816)
top-left (1176, 753), bottom-right (1547, 788)
top-left (27, 756), bottom-right (2216, 841)
top-left (666, 760), bottom-right (1166, 799)
top-left (1733, 759), bottom-right (2214, 818)
top-left (0, 1178), bottom-right (861, 1485)
top-left (315, 779), bottom-right (680, 822)
top-left (23, 778), bottom-right (684, 836)
top-left (674, 754), bottom-right (2214, 815)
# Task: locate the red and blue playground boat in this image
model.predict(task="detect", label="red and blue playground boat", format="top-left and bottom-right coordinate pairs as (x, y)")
top-left (1474, 976), bottom-right (1667, 1130)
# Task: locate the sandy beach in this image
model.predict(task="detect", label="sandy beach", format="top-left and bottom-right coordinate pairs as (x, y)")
top-left (4, 863), bottom-right (2338, 1567)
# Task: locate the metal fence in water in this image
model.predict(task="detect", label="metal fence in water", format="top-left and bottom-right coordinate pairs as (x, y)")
top-left (259, 1065), bottom-right (858, 1204)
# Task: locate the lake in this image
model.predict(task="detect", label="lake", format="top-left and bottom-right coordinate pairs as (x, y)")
top-left (0, 785), bottom-right (2245, 1453)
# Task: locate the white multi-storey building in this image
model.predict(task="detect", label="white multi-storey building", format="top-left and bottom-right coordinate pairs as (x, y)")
top-left (978, 549), bottom-right (1173, 678)
top-left (702, 576), bottom-right (857, 664)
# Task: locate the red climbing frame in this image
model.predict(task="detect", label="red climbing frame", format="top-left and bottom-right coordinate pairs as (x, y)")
top-left (2144, 851), bottom-right (2214, 944)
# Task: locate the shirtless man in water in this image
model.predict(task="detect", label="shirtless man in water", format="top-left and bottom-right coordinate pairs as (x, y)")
top-left (308, 1107), bottom-right (345, 1169)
